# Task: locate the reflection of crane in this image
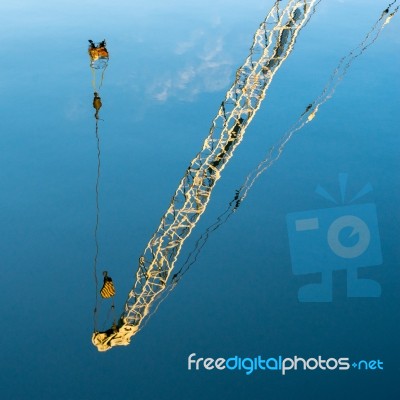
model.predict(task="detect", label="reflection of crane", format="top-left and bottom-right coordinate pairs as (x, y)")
top-left (92, 0), bottom-right (319, 351)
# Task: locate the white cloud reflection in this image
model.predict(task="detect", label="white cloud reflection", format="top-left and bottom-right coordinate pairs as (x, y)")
top-left (174, 30), bottom-right (205, 55)
top-left (149, 34), bottom-right (233, 103)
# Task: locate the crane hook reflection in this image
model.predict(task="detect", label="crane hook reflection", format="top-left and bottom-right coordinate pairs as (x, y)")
top-left (93, 92), bottom-right (102, 120)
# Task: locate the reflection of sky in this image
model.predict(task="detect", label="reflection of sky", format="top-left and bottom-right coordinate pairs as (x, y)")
top-left (0, 0), bottom-right (399, 398)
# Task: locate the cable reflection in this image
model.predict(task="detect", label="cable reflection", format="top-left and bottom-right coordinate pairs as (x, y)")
top-left (88, 40), bottom-right (117, 333)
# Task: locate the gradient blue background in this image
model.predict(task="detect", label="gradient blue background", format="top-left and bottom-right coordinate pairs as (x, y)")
top-left (0, 0), bottom-right (399, 399)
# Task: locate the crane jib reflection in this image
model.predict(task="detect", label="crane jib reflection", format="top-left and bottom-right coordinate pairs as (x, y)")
top-left (174, 0), bottom-right (399, 300)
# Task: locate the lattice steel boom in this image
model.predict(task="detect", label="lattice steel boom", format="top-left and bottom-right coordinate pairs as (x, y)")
top-left (93, 0), bottom-right (318, 351)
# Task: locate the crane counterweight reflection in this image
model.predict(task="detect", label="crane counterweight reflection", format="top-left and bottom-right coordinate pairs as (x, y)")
top-left (92, 0), bottom-right (320, 352)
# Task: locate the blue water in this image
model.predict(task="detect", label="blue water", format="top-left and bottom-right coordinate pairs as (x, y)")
top-left (0, 0), bottom-right (399, 399)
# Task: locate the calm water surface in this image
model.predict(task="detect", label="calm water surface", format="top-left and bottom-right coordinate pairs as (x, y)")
top-left (0, 0), bottom-right (399, 399)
